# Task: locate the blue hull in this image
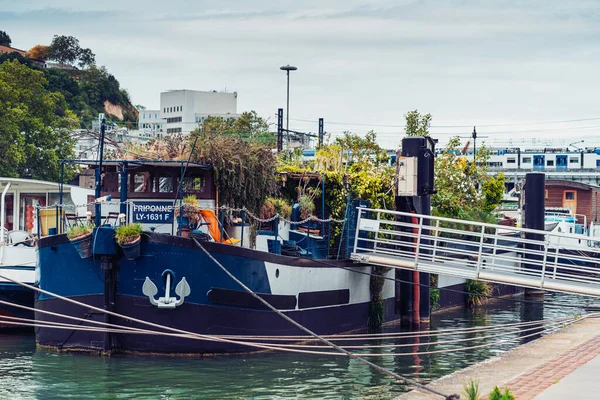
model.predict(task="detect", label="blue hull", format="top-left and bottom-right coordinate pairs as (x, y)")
top-left (35, 233), bottom-right (397, 354)
top-left (0, 283), bottom-right (34, 330)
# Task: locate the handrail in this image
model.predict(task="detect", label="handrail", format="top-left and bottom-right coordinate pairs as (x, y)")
top-left (350, 207), bottom-right (600, 298)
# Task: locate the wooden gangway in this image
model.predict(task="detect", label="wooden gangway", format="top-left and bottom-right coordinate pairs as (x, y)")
top-left (350, 208), bottom-right (600, 297)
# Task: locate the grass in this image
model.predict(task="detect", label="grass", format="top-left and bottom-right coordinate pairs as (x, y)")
top-left (115, 223), bottom-right (142, 245)
top-left (66, 223), bottom-right (93, 240)
top-left (463, 378), bottom-right (481, 400)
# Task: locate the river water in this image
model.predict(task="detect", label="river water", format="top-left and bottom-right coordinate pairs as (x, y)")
top-left (0, 292), bottom-right (595, 399)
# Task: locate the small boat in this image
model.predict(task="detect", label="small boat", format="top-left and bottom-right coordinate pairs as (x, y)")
top-left (34, 160), bottom-right (395, 354)
top-left (0, 177), bottom-right (92, 329)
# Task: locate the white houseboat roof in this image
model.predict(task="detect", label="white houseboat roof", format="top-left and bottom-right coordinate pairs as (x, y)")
top-left (0, 177), bottom-right (81, 190)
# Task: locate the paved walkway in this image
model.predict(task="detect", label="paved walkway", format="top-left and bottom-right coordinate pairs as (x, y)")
top-left (396, 315), bottom-right (600, 399)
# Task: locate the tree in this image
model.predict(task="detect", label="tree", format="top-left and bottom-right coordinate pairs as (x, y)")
top-left (0, 59), bottom-right (78, 181)
top-left (431, 136), bottom-right (504, 220)
top-left (0, 31), bottom-right (11, 47)
top-left (334, 130), bottom-right (389, 167)
top-left (47, 35), bottom-right (81, 65)
top-left (78, 48), bottom-right (96, 69)
top-left (27, 45), bottom-right (49, 61)
top-left (404, 109), bottom-right (432, 137)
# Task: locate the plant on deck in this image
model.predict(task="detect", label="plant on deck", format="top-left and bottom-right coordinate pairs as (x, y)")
top-left (115, 223), bottom-right (142, 245)
top-left (66, 222), bottom-right (93, 240)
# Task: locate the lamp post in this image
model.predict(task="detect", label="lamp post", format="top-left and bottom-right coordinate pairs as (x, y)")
top-left (280, 65), bottom-right (297, 143)
top-left (472, 126), bottom-right (477, 164)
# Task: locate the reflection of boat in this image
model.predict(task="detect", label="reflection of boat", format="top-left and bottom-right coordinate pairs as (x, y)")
top-left (34, 160), bottom-right (394, 354)
top-left (0, 178), bottom-right (91, 329)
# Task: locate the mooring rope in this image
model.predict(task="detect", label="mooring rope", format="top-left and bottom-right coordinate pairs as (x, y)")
top-left (218, 317), bottom-right (573, 341)
top-left (192, 239), bottom-right (457, 399)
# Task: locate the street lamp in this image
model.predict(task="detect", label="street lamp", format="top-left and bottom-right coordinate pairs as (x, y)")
top-left (280, 65), bottom-right (297, 143)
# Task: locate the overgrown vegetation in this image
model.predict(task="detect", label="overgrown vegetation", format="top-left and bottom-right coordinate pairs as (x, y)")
top-left (115, 223), bottom-right (142, 245)
top-left (465, 279), bottom-right (493, 307)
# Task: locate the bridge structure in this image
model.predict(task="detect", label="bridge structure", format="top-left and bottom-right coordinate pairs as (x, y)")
top-left (350, 208), bottom-right (600, 297)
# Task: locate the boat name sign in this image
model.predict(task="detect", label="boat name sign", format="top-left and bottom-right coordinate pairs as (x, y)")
top-left (132, 202), bottom-right (174, 223)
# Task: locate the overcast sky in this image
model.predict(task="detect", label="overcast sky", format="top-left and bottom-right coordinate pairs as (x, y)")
top-left (1, 0), bottom-right (599, 148)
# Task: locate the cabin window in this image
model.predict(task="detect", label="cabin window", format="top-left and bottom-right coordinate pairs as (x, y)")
top-left (133, 172), bottom-right (151, 193)
top-left (545, 190), bottom-right (548, 199)
top-left (158, 176), bottom-right (174, 193)
top-left (522, 157), bottom-right (532, 163)
top-left (507, 157), bottom-right (516, 164)
top-left (570, 157), bottom-right (579, 163)
top-left (183, 176), bottom-right (206, 192)
top-left (565, 191), bottom-right (575, 200)
top-left (547, 160), bottom-right (554, 166)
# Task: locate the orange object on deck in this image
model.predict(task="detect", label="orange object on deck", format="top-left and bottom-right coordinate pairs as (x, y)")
top-left (198, 209), bottom-right (241, 245)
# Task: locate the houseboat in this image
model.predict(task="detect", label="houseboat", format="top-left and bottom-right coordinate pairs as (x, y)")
top-left (0, 178), bottom-right (91, 328)
top-left (34, 160), bottom-right (395, 354)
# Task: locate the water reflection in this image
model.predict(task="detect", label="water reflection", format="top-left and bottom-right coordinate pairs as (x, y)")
top-left (0, 292), bottom-right (594, 399)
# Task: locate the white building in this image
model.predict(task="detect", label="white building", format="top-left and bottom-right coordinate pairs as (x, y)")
top-left (160, 89), bottom-right (239, 135)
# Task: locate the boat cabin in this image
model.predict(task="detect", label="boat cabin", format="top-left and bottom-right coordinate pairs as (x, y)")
top-left (72, 160), bottom-right (216, 235)
top-left (545, 180), bottom-right (600, 225)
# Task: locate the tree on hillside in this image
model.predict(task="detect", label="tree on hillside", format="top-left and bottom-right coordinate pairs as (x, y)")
top-left (48, 35), bottom-right (81, 65)
top-left (78, 47), bottom-right (96, 69)
top-left (0, 31), bottom-right (11, 47)
top-left (0, 59), bottom-right (78, 181)
top-left (404, 109), bottom-right (432, 136)
top-left (27, 45), bottom-right (49, 61)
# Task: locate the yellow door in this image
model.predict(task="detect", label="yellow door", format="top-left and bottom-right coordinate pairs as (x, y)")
top-left (563, 190), bottom-right (577, 214)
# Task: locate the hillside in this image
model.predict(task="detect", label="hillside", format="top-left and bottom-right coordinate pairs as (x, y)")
top-left (0, 34), bottom-right (137, 129)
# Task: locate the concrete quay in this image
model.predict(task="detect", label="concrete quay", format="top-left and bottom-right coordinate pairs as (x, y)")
top-left (396, 315), bottom-right (600, 399)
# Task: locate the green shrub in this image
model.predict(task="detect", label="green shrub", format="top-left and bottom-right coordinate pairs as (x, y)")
top-left (465, 279), bottom-right (493, 306)
top-left (488, 386), bottom-right (514, 400)
top-left (115, 223), bottom-right (142, 245)
top-left (463, 378), bottom-right (481, 400)
top-left (66, 222), bottom-right (93, 240)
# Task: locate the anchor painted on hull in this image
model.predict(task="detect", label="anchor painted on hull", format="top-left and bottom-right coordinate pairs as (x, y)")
top-left (142, 272), bottom-right (191, 309)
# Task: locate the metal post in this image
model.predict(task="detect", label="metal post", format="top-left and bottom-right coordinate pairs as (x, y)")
top-left (318, 118), bottom-right (324, 148)
top-left (277, 108), bottom-right (284, 152)
top-left (95, 119), bottom-right (106, 227)
top-left (95, 119), bottom-right (106, 226)
top-left (58, 162), bottom-right (64, 233)
top-left (240, 209), bottom-right (245, 248)
top-left (119, 162), bottom-right (128, 216)
top-left (476, 225), bottom-right (486, 276)
top-left (280, 65), bottom-right (297, 145)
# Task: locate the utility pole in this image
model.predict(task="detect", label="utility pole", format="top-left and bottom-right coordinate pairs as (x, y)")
top-left (280, 65), bottom-right (297, 144)
top-left (472, 126), bottom-right (477, 164)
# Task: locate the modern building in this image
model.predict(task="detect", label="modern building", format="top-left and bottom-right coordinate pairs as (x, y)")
top-left (160, 89), bottom-right (239, 135)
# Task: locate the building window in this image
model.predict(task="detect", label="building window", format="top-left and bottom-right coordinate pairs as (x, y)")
top-left (167, 117), bottom-right (182, 123)
top-left (565, 191), bottom-right (575, 200)
top-left (522, 157), bottom-right (532, 163)
top-left (181, 106), bottom-right (183, 111)
top-left (547, 160), bottom-right (554, 166)
top-left (155, 113), bottom-right (158, 119)
top-left (167, 127), bottom-right (182, 134)
top-left (570, 157), bottom-right (579, 163)
top-left (507, 157), bottom-right (516, 164)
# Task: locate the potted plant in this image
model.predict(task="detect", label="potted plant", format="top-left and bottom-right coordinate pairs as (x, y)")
top-left (115, 223), bottom-right (143, 260)
top-left (66, 222), bottom-right (94, 259)
top-left (175, 195), bottom-right (202, 231)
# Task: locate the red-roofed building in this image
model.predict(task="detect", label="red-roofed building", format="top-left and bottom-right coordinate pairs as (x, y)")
top-left (0, 45), bottom-right (27, 57)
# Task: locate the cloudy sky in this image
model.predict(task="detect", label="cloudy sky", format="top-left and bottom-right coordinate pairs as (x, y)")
top-left (1, 0), bottom-right (599, 148)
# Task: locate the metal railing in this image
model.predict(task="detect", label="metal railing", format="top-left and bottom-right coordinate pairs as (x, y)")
top-left (350, 207), bottom-right (600, 297)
